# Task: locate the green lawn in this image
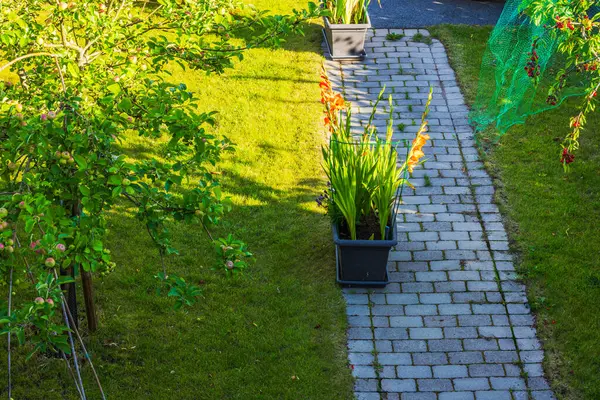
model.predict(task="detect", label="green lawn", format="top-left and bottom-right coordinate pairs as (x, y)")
top-left (1, 2), bottom-right (355, 399)
top-left (430, 25), bottom-right (600, 400)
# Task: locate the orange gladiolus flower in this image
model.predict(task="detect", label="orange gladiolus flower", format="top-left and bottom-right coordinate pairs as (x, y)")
top-left (407, 133), bottom-right (430, 173)
top-left (330, 93), bottom-right (345, 111)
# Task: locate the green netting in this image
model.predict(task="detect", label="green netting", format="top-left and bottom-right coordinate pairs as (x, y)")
top-left (470, 0), bottom-right (593, 134)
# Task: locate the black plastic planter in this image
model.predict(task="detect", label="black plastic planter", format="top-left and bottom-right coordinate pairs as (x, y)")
top-left (322, 14), bottom-right (371, 61)
top-left (333, 223), bottom-right (397, 287)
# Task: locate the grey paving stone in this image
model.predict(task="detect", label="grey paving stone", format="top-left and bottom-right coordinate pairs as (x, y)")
top-left (531, 391), bottom-right (557, 400)
top-left (379, 352), bottom-right (413, 365)
top-left (387, 294), bottom-right (420, 304)
top-left (472, 304), bottom-right (506, 315)
top-left (349, 327), bottom-right (374, 340)
top-left (350, 352), bottom-right (376, 365)
top-left (469, 364), bottom-right (505, 377)
top-left (528, 377), bottom-right (551, 390)
top-left (349, 340), bottom-right (374, 352)
top-left (489, 377), bottom-right (526, 390)
top-left (390, 316), bottom-right (424, 328)
top-left (484, 351), bottom-right (519, 363)
top-left (420, 293), bottom-right (452, 304)
top-left (353, 365), bottom-right (377, 378)
top-left (498, 339), bottom-right (516, 350)
top-left (433, 365), bottom-right (468, 378)
top-left (416, 271), bottom-right (447, 281)
top-left (397, 365), bottom-right (433, 378)
top-left (448, 351), bottom-right (484, 364)
top-left (347, 305), bottom-right (370, 315)
top-left (348, 316), bottom-right (372, 327)
top-left (402, 282), bottom-right (434, 293)
top-left (428, 339), bottom-right (463, 352)
top-left (458, 315), bottom-right (492, 327)
top-left (439, 393), bottom-right (474, 400)
top-left (381, 379), bottom-right (417, 392)
top-left (376, 328), bottom-right (409, 340)
top-left (372, 305), bottom-right (405, 316)
top-left (356, 393), bottom-right (381, 400)
top-left (345, 294), bottom-right (370, 304)
top-left (409, 327), bottom-right (443, 339)
top-left (453, 292), bottom-right (486, 303)
top-left (401, 393), bottom-right (437, 400)
top-left (380, 365), bottom-right (397, 378)
top-left (444, 327), bottom-right (478, 339)
top-left (474, 391), bottom-right (512, 400)
top-left (376, 340), bottom-right (394, 352)
top-left (523, 363), bottom-right (544, 377)
top-left (355, 378), bottom-right (378, 392)
top-left (405, 305), bottom-right (438, 316)
top-left (373, 316), bottom-right (390, 327)
top-left (520, 350), bottom-right (544, 363)
top-left (478, 327), bottom-right (513, 339)
top-left (453, 378), bottom-right (490, 390)
top-left (394, 340), bottom-right (428, 352)
top-left (413, 352), bottom-right (449, 365)
top-left (439, 304), bottom-right (471, 315)
top-left (503, 363), bottom-right (521, 376)
top-left (424, 315), bottom-right (457, 327)
top-left (435, 281), bottom-right (467, 292)
top-left (417, 378), bottom-right (454, 391)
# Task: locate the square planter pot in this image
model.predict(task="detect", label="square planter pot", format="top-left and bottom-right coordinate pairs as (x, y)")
top-left (333, 222), bottom-right (397, 287)
top-left (322, 14), bottom-right (371, 61)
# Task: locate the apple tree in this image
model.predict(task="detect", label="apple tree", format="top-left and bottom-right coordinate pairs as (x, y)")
top-left (0, 0), bottom-right (321, 377)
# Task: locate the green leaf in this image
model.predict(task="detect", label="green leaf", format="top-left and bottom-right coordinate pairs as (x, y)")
top-left (73, 155), bottom-right (88, 169)
top-left (108, 175), bottom-right (122, 185)
top-left (16, 329), bottom-right (25, 345)
top-left (107, 83), bottom-right (121, 95)
top-left (25, 218), bottom-right (35, 233)
top-left (118, 97), bottom-right (132, 111)
top-left (80, 186), bottom-right (91, 196)
top-left (92, 240), bottom-right (103, 252)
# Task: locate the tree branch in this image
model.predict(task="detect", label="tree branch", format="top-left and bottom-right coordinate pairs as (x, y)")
top-left (0, 53), bottom-right (64, 74)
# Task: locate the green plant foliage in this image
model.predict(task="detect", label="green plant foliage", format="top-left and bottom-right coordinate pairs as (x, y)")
top-left (412, 33), bottom-right (433, 45)
top-left (0, 0), bottom-right (322, 362)
top-left (323, 0), bottom-right (380, 24)
top-left (319, 83), bottom-right (432, 240)
top-left (470, 0), bottom-right (600, 168)
top-left (386, 32), bottom-right (404, 41)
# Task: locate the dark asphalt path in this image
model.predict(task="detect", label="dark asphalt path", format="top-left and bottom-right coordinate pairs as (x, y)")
top-left (368, 0), bottom-right (506, 28)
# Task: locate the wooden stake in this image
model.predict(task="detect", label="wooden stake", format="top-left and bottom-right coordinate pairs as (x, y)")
top-left (71, 201), bottom-right (98, 332)
top-left (81, 270), bottom-right (98, 332)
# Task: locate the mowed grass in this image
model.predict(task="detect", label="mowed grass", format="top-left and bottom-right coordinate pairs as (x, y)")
top-left (430, 25), bottom-right (600, 399)
top-left (1, 2), bottom-right (355, 399)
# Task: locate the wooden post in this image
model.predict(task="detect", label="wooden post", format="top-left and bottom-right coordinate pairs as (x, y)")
top-left (72, 201), bottom-right (98, 332)
top-left (81, 270), bottom-right (98, 332)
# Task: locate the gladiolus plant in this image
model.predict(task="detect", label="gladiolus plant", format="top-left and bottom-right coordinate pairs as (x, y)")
top-left (318, 70), bottom-right (431, 240)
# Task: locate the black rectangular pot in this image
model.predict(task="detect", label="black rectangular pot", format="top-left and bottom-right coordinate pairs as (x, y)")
top-left (322, 14), bottom-right (371, 61)
top-left (333, 222), bottom-right (397, 287)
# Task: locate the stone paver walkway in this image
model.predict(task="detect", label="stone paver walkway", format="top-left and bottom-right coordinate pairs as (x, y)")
top-left (325, 29), bottom-right (555, 400)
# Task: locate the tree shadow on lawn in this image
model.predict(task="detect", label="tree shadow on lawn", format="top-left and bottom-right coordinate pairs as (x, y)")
top-left (230, 20), bottom-right (325, 56)
top-left (0, 167), bottom-right (350, 400)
